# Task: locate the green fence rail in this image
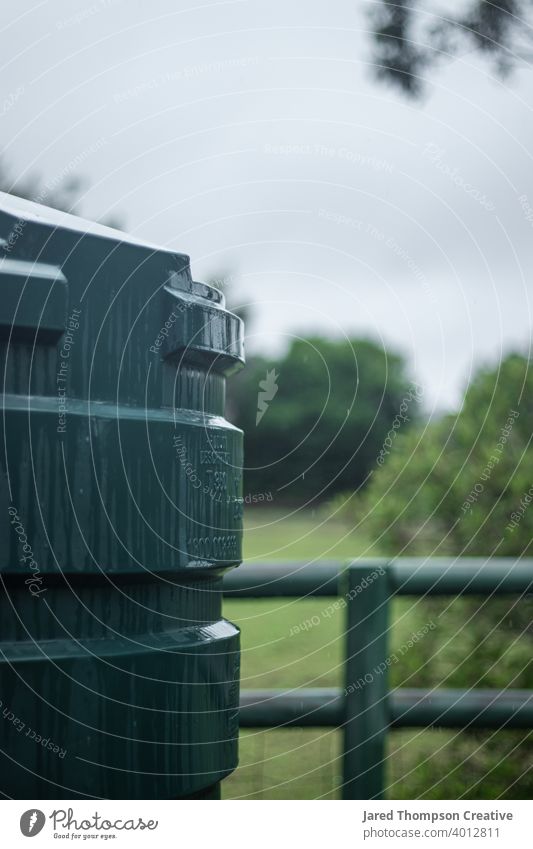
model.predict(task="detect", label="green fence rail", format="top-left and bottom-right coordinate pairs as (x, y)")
top-left (223, 558), bottom-right (533, 799)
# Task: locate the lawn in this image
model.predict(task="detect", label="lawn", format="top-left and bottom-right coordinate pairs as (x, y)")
top-left (222, 508), bottom-right (533, 800)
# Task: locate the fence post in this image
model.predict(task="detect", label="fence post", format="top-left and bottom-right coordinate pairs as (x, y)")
top-left (342, 560), bottom-right (391, 800)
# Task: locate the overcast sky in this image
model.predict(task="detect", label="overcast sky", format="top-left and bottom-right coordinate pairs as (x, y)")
top-left (2, 0), bottom-right (532, 411)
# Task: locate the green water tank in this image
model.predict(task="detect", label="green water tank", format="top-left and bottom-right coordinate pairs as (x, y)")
top-left (0, 193), bottom-right (244, 799)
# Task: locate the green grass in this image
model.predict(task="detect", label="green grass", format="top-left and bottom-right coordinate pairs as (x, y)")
top-left (239, 505), bottom-right (373, 562)
top-left (222, 508), bottom-right (533, 800)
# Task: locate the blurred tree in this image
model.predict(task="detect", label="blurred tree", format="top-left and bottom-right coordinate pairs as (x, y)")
top-left (370, 0), bottom-right (533, 96)
top-left (227, 336), bottom-right (417, 503)
top-left (353, 352), bottom-right (533, 798)
top-left (0, 153), bottom-right (125, 227)
top-left (0, 154), bottom-right (86, 213)
top-left (354, 352), bottom-right (533, 556)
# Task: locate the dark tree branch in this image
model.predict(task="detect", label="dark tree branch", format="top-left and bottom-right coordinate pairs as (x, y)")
top-left (369, 0), bottom-right (533, 96)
